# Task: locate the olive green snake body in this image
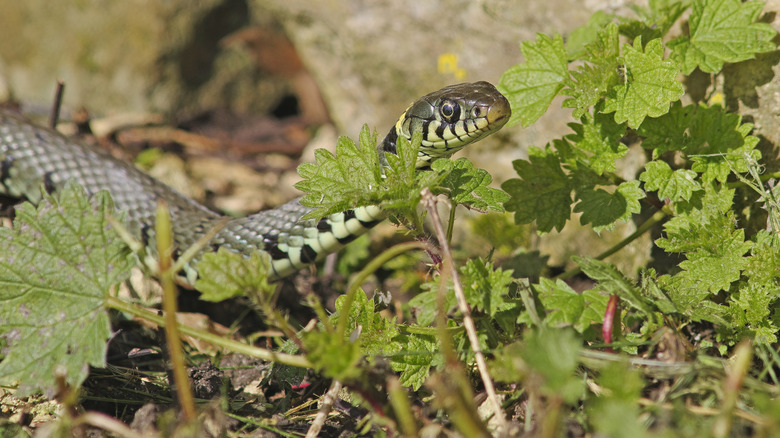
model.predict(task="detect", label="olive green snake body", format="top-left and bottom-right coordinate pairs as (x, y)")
top-left (0, 81), bottom-right (510, 281)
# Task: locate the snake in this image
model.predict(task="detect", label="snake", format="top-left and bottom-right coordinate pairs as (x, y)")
top-left (0, 81), bottom-right (510, 282)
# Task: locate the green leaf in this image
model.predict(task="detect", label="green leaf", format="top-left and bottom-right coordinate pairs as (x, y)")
top-left (434, 158), bottom-right (509, 212)
top-left (333, 290), bottom-right (399, 358)
top-left (295, 126), bottom-right (384, 219)
top-left (535, 278), bottom-right (609, 333)
top-left (664, 182), bottom-right (734, 235)
top-left (565, 11), bottom-right (616, 60)
top-left (574, 180), bottom-right (644, 232)
top-left (521, 328), bottom-right (584, 402)
top-left (657, 213), bottom-right (753, 310)
top-left (728, 280), bottom-right (779, 343)
top-left (636, 101), bottom-right (695, 155)
top-left (639, 160), bottom-right (702, 201)
top-left (565, 111), bottom-right (628, 175)
top-left (686, 107), bottom-right (761, 183)
top-left (502, 147), bottom-right (573, 232)
top-left (0, 184), bottom-right (134, 396)
top-left (619, 0), bottom-right (688, 42)
top-left (499, 33), bottom-right (570, 127)
top-left (410, 259), bottom-right (514, 325)
top-left (459, 259), bottom-right (515, 317)
top-left (194, 248), bottom-right (274, 302)
top-left (669, 0), bottom-right (776, 74)
top-left (302, 330), bottom-right (362, 381)
top-left (387, 332), bottom-right (440, 390)
top-left (602, 37), bottom-right (684, 128)
top-left (588, 361), bottom-right (647, 438)
top-left (574, 257), bottom-right (656, 316)
top-left (562, 23), bottom-right (621, 119)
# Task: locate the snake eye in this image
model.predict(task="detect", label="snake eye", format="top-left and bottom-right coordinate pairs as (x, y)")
top-left (471, 106), bottom-right (483, 118)
top-left (439, 99), bottom-right (460, 122)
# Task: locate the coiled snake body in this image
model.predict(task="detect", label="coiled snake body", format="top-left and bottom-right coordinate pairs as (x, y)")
top-left (0, 82), bottom-right (510, 281)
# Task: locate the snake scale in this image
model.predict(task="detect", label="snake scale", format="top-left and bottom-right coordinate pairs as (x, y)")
top-left (0, 81), bottom-right (510, 282)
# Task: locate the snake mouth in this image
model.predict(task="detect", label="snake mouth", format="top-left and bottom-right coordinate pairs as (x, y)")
top-left (486, 94), bottom-right (511, 129)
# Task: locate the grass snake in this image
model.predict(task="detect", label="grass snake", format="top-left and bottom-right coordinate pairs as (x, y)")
top-left (0, 81), bottom-right (510, 282)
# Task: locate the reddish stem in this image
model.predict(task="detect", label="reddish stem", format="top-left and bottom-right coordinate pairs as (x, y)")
top-left (603, 294), bottom-right (619, 353)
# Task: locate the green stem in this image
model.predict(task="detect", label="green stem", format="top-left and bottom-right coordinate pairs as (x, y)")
top-left (726, 170), bottom-right (780, 189)
top-left (156, 202), bottom-right (197, 421)
top-left (555, 209), bottom-right (668, 281)
top-left (335, 240), bottom-right (427, 340)
top-left (106, 296), bottom-right (312, 369)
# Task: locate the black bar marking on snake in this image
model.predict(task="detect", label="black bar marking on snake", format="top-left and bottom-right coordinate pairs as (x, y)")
top-left (300, 244), bottom-right (318, 264)
top-left (42, 172), bottom-right (56, 194)
top-left (316, 218), bottom-right (332, 232)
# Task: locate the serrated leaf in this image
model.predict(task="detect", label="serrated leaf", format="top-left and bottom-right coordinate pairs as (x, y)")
top-left (602, 37), bottom-right (684, 128)
top-left (433, 158), bottom-right (509, 212)
top-left (574, 180), bottom-right (644, 232)
top-left (535, 278), bottom-right (609, 333)
top-left (565, 111), bottom-right (628, 175)
top-left (295, 127), bottom-right (384, 218)
top-left (0, 184), bottom-right (134, 396)
top-left (562, 23), bottom-right (621, 118)
top-left (333, 290), bottom-right (399, 357)
top-left (636, 100), bottom-right (694, 155)
top-left (459, 258), bottom-right (515, 317)
top-left (639, 160), bottom-right (702, 201)
top-left (194, 248), bottom-right (274, 302)
top-left (574, 257), bottom-right (656, 316)
top-left (502, 147), bottom-right (573, 232)
top-left (499, 33), bottom-right (570, 127)
top-left (565, 11), bottom-right (616, 60)
top-left (657, 213), bottom-right (753, 310)
top-left (302, 330), bottom-right (362, 381)
top-left (387, 332), bottom-right (440, 390)
top-left (669, 0), bottom-right (776, 74)
top-left (520, 328), bottom-right (584, 402)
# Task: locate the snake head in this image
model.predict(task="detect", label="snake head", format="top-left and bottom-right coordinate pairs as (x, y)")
top-left (379, 81), bottom-right (511, 168)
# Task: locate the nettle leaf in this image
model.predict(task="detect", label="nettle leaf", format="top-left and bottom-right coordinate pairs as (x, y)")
top-left (574, 180), bottom-right (644, 232)
top-left (296, 126), bottom-right (384, 218)
top-left (459, 258), bottom-right (515, 317)
top-left (499, 33), bottom-right (570, 127)
top-left (619, 0), bottom-right (688, 42)
top-left (535, 278), bottom-right (608, 333)
top-left (639, 160), bottom-right (702, 201)
top-left (657, 213), bottom-right (753, 311)
top-left (434, 158), bottom-right (509, 212)
top-left (669, 0), bottom-right (776, 74)
top-left (195, 248), bottom-right (274, 302)
top-left (688, 113), bottom-right (761, 184)
top-left (728, 280), bottom-right (779, 344)
top-left (565, 11), bottom-right (615, 60)
top-left (602, 37), bottom-right (684, 128)
top-left (636, 101), bottom-right (695, 155)
top-left (575, 257), bottom-right (655, 317)
top-left (334, 290), bottom-right (400, 358)
top-left (387, 332), bottom-right (440, 390)
top-left (664, 183), bottom-right (735, 235)
top-left (410, 259), bottom-right (514, 325)
top-left (562, 23), bottom-right (621, 118)
top-left (0, 184), bottom-right (134, 397)
top-left (503, 147), bottom-right (573, 232)
top-left (565, 111), bottom-right (628, 175)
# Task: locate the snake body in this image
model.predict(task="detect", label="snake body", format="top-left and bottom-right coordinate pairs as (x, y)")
top-left (0, 81), bottom-right (510, 281)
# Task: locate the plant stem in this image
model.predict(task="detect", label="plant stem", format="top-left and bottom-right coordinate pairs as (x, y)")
top-left (106, 296), bottom-right (312, 368)
top-left (555, 209), bottom-right (668, 280)
top-left (156, 202), bottom-right (197, 421)
top-left (421, 188), bottom-right (508, 430)
top-left (336, 240), bottom-right (427, 340)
